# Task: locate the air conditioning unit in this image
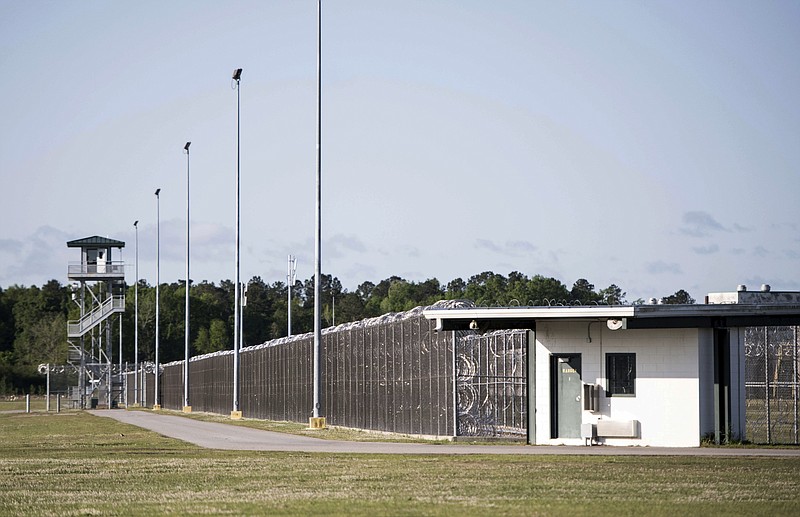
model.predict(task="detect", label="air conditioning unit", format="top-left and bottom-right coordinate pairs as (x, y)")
top-left (583, 383), bottom-right (600, 412)
top-left (597, 419), bottom-right (639, 438)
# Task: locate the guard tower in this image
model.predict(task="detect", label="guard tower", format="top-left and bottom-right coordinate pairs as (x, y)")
top-left (67, 236), bottom-right (125, 409)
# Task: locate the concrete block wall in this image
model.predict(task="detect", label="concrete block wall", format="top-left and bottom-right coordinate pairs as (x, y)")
top-left (535, 321), bottom-right (703, 447)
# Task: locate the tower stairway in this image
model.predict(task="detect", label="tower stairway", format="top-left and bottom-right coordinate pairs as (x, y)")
top-left (67, 342), bottom-right (82, 363)
top-left (67, 295), bottom-right (125, 338)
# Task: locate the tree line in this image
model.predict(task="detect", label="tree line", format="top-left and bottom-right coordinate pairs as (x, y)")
top-left (0, 272), bottom-right (694, 394)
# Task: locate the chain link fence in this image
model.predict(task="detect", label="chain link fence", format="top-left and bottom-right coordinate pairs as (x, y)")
top-left (122, 365), bottom-right (157, 408)
top-left (745, 326), bottom-right (800, 444)
top-left (145, 319), bottom-right (529, 440)
top-left (151, 304), bottom-right (458, 437)
top-left (39, 366), bottom-right (80, 408)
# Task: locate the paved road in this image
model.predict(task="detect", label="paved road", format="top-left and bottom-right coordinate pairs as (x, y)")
top-left (93, 410), bottom-right (800, 457)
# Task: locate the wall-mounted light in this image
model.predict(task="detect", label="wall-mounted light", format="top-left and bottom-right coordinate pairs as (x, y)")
top-left (607, 318), bottom-right (627, 331)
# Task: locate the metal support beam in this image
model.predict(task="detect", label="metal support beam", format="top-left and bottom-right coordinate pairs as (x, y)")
top-left (527, 329), bottom-right (536, 445)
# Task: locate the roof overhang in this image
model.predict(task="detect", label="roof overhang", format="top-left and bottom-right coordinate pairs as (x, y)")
top-left (423, 303), bottom-right (800, 331)
top-left (67, 236), bottom-right (125, 248)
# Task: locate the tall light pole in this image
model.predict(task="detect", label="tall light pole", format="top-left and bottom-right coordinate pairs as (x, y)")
top-left (183, 141), bottom-right (192, 413)
top-left (240, 281), bottom-right (247, 352)
top-left (134, 220), bottom-right (139, 406)
top-left (287, 255), bottom-right (296, 337)
top-left (311, 0), bottom-right (325, 428)
top-left (118, 243), bottom-right (123, 395)
top-left (118, 314), bottom-right (122, 404)
top-left (231, 67), bottom-right (243, 420)
top-left (154, 189), bottom-right (161, 410)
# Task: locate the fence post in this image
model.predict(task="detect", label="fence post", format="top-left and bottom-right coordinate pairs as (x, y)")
top-left (795, 326), bottom-right (798, 445)
top-left (46, 366), bottom-right (50, 412)
top-left (765, 327), bottom-right (771, 444)
top-left (452, 331), bottom-right (458, 439)
top-left (26, 394), bottom-right (30, 413)
top-left (142, 368), bottom-right (147, 408)
top-left (57, 393), bottom-right (61, 413)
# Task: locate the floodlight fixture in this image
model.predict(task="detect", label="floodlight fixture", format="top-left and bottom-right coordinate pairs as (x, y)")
top-left (232, 68), bottom-right (242, 81)
top-left (184, 141), bottom-right (191, 152)
top-left (154, 188), bottom-right (161, 196)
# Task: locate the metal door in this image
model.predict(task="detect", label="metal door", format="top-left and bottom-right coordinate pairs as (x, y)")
top-left (552, 354), bottom-right (582, 438)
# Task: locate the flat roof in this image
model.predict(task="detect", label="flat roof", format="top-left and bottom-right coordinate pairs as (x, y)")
top-left (423, 302), bottom-right (800, 331)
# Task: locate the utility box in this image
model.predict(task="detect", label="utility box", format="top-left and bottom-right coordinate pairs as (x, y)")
top-left (581, 423), bottom-right (597, 446)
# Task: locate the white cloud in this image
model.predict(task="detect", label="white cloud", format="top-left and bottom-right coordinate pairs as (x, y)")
top-left (692, 244), bottom-right (719, 255)
top-left (645, 261), bottom-right (682, 275)
top-left (0, 239), bottom-right (23, 257)
top-left (0, 226), bottom-right (73, 287)
top-left (783, 249), bottom-right (800, 260)
top-left (475, 239), bottom-right (502, 253)
top-left (680, 211), bottom-right (727, 237)
top-left (475, 239), bottom-right (537, 257)
top-left (328, 234), bottom-right (368, 256)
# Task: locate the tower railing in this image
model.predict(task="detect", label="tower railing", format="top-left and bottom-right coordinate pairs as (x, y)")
top-left (67, 261), bottom-right (125, 278)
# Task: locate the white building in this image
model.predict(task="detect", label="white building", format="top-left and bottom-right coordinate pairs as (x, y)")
top-left (424, 287), bottom-right (800, 447)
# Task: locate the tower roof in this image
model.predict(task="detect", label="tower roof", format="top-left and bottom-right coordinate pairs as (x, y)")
top-left (67, 236), bottom-right (125, 248)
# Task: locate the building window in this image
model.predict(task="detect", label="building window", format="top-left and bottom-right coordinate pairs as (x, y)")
top-left (606, 353), bottom-right (636, 396)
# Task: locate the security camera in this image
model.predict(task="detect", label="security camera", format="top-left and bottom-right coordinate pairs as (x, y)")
top-left (469, 320), bottom-right (479, 331)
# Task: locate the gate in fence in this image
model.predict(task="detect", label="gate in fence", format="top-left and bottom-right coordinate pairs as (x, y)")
top-left (455, 330), bottom-right (527, 438)
top-left (745, 326), bottom-right (799, 444)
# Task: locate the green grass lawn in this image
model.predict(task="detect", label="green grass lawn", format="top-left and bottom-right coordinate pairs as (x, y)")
top-left (1, 411), bottom-right (799, 516)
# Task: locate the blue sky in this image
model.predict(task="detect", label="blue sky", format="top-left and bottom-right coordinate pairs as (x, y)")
top-left (1, 0), bottom-right (798, 303)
